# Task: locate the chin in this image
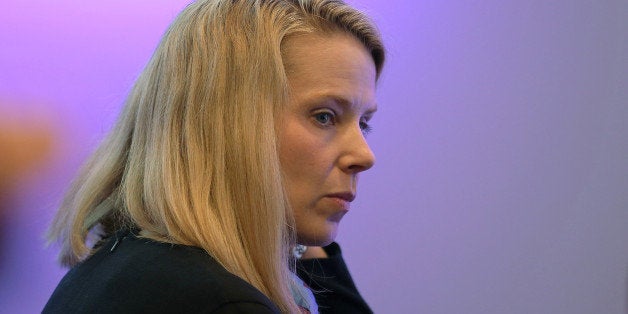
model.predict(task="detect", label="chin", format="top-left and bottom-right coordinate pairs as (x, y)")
top-left (296, 223), bottom-right (338, 247)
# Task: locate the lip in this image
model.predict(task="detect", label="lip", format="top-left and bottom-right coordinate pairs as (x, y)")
top-left (323, 192), bottom-right (355, 212)
top-left (326, 192), bottom-right (356, 203)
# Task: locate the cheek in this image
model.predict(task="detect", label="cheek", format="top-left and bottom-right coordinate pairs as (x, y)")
top-left (278, 122), bottom-right (326, 175)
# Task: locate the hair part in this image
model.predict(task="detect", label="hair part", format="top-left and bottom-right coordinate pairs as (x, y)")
top-left (48, 0), bottom-right (384, 312)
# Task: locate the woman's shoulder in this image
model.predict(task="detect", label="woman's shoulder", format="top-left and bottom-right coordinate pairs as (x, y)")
top-left (43, 230), bottom-right (279, 313)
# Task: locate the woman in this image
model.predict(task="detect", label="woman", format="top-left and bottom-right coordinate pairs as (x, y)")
top-left (44, 0), bottom-right (384, 313)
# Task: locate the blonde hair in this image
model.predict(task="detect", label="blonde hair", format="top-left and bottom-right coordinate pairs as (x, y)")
top-left (48, 0), bottom-right (384, 312)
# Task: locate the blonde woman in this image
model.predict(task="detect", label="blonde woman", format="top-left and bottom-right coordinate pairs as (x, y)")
top-left (44, 0), bottom-right (384, 313)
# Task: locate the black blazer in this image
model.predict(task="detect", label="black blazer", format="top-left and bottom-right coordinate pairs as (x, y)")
top-left (43, 230), bottom-right (372, 313)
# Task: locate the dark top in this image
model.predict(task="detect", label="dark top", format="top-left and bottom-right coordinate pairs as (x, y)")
top-left (297, 245), bottom-right (372, 314)
top-left (43, 229), bottom-right (372, 313)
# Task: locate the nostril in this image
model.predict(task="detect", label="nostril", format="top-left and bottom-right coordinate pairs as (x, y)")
top-left (347, 161), bottom-right (373, 173)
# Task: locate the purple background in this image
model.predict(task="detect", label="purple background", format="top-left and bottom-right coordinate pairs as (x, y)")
top-left (1, 1), bottom-right (627, 313)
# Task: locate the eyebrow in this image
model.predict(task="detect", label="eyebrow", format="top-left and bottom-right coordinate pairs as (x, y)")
top-left (307, 94), bottom-right (378, 115)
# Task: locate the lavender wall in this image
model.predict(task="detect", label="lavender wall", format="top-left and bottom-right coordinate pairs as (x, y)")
top-left (1, 1), bottom-right (627, 313)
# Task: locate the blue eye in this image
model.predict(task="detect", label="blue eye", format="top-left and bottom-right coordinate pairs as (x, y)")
top-left (360, 121), bottom-right (373, 135)
top-left (314, 111), bottom-right (334, 126)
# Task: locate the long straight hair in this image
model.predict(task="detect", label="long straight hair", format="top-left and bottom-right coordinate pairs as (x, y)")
top-left (48, 0), bottom-right (384, 312)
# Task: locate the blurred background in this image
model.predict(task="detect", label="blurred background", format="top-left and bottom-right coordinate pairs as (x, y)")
top-left (1, 1), bottom-right (627, 313)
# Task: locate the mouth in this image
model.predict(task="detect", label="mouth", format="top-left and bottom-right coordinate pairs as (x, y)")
top-left (326, 192), bottom-right (356, 202)
top-left (324, 192), bottom-right (355, 212)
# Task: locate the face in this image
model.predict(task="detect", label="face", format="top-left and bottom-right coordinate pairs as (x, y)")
top-left (278, 31), bottom-right (377, 246)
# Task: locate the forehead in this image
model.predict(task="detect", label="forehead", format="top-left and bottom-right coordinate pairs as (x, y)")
top-left (282, 31), bottom-right (377, 109)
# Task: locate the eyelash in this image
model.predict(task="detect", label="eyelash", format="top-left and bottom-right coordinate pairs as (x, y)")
top-left (312, 110), bottom-right (373, 135)
top-left (313, 111), bottom-right (335, 126)
top-left (360, 120), bottom-right (373, 135)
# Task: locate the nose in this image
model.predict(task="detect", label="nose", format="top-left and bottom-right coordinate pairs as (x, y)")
top-left (338, 125), bottom-right (376, 174)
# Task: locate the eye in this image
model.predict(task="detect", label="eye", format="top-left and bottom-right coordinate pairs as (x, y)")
top-left (360, 119), bottom-right (373, 135)
top-left (313, 111), bottom-right (335, 127)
